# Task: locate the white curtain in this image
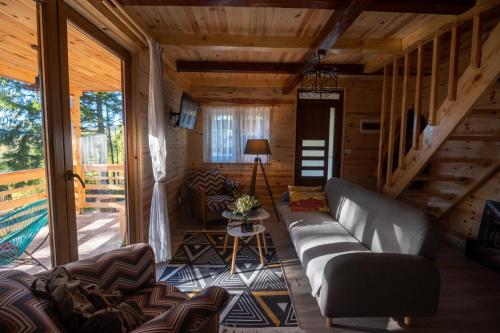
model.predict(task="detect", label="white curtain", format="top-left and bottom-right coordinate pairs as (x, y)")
top-left (203, 106), bottom-right (270, 163)
top-left (147, 38), bottom-right (171, 263)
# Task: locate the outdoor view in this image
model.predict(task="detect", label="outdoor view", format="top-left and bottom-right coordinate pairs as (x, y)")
top-left (67, 23), bottom-right (127, 261)
top-left (0, 9), bottom-right (126, 273)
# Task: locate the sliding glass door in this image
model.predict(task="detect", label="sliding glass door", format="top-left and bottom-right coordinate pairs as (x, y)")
top-left (0, 0), bottom-right (135, 269)
top-left (0, 0), bottom-right (52, 273)
top-left (59, 3), bottom-right (134, 260)
top-left (64, 22), bottom-right (128, 258)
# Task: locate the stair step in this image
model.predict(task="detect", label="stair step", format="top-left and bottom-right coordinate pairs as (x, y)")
top-left (414, 175), bottom-right (470, 183)
top-left (404, 190), bottom-right (456, 201)
top-left (448, 135), bottom-right (500, 142)
top-left (431, 157), bottom-right (492, 166)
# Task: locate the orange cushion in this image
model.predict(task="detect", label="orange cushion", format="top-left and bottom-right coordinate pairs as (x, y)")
top-left (288, 185), bottom-right (322, 192)
top-left (288, 191), bottom-right (329, 212)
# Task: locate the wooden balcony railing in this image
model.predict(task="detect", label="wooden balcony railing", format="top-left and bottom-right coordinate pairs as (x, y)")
top-left (0, 164), bottom-right (125, 216)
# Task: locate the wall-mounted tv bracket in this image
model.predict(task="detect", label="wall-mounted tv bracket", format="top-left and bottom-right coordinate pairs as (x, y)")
top-left (169, 108), bottom-right (180, 127)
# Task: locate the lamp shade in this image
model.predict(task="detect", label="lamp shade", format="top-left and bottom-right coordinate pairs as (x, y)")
top-left (244, 139), bottom-right (271, 155)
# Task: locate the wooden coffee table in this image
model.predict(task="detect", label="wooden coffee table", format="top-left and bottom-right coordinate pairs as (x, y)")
top-left (226, 222), bottom-right (266, 275)
top-left (222, 208), bottom-right (269, 253)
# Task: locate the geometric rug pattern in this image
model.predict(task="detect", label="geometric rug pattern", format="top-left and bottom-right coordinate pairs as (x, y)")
top-left (160, 231), bottom-right (299, 329)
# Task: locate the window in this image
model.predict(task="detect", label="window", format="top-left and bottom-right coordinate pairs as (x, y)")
top-left (203, 106), bottom-right (270, 163)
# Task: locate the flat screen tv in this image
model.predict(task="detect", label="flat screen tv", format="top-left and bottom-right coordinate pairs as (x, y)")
top-left (177, 93), bottom-right (198, 129)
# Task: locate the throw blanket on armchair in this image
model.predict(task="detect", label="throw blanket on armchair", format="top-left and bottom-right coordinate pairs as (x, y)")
top-left (32, 267), bottom-right (145, 333)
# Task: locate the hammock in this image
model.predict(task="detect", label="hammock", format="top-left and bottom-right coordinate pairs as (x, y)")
top-left (0, 199), bottom-right (48, 267)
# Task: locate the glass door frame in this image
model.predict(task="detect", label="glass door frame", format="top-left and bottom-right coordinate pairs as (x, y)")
top-left (38, 0), bottom-right (137, 265)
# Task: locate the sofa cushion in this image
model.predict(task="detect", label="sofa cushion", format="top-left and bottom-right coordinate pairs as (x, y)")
top-left (126, 282), bottom-right (188, 320)
top-left (325, 178), bottom-right (440, 259)
top-left (279, 204), bottom-right (370, 296)
top-left (0, 270), bottom-right (64, 333)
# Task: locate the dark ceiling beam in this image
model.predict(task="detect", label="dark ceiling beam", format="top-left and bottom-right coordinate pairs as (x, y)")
top-left (176, 61), bottom-right (364, 75)
top-left (117, 0), bottom-right (475, 14)
top-left (367, 0), bottom-right (475, 14)
top-left (282, 0), bottom-right (372, 94)
top-left (118, 0), bottom-right (349, 9)
top-left (177, 61), bottom-right (300, 74)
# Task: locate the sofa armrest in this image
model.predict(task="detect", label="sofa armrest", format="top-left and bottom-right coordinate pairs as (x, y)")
top-left (132, 286), bottom-right (229, 333)
top-left (65, 243), bottom-right (156, 294)
top-left (318, 252), bottom-right (440, 318)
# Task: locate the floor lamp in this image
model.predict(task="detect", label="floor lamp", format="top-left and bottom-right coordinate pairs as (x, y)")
top-left (244, 139), bottom-right (280, 221)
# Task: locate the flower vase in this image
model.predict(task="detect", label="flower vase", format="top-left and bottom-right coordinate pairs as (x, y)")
top-left (241, 214), bottom-right (253, 232)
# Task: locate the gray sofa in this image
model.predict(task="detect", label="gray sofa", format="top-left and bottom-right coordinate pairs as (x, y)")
top-left (279, 177), bottom-right (441, 324)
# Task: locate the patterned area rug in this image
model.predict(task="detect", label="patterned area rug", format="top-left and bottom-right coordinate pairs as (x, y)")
top-left (159, 231), bottom-right (300, 331)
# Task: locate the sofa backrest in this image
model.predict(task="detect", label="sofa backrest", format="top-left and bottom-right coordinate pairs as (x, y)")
top-left (325, 178), bottom-right (441, 260)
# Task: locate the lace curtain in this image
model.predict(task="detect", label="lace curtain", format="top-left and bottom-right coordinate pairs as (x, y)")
top-left (203, 106), bottom-right (270, 163)
top-left (147, 38), bottom-right (171, 263)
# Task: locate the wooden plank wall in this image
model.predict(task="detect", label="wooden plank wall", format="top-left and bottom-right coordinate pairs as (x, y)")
top-left (186, 78), bottom-right (382, 215)
top-left (341, 78), bottom-right (383, 190)
top-left (443, 171), bottom-right (500, 241)
top-left (136, 52), bottom-right (191, 239)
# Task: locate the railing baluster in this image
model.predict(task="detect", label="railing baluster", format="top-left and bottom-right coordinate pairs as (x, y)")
top-left (413, 45), bottom-right (423, 150)
top-left (377, 65), bottom-right (390, 192)
top-left (448, 24), bottom-right (458, 101)
top-left (471, 14), bottom-right (482, 69)
top-left (399, 53), bottom-right (410, 169)
top-left (386, 59), bottom-right (399, 186)
top-left (429, 36), bottom-right (440, 126)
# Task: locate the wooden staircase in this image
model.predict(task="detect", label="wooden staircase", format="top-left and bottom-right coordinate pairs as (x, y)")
top-left (377, 11), bottom-right (500, 218)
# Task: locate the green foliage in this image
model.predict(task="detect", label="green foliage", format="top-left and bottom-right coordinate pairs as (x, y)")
top-left (80, 91), bottom-right (124, 164)
top-left (0, 75), bottom-right (124, 195)
top-left (0, 78), bottom-right (43, 173)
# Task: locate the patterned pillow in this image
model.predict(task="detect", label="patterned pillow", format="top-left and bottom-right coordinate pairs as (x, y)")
top-left (289, 191), bottom-right (329, 212)
top-left (223, 178), bottom-right (241, 196)
top-left (187, 170), bottom-right (226, 195)
top-left (64, 243), bottom-right (156, 294)
top-left (0, 270), bottom-right (64, 333)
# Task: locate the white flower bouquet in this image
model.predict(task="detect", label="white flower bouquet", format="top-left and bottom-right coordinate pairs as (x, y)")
top-left (233, 194), bottom-right (260, 217)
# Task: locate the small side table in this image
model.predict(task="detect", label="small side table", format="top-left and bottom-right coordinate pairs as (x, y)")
top-left (222, 209), bottom-right (270, 253)
top-left (226, 223), bottom-right (266, 275)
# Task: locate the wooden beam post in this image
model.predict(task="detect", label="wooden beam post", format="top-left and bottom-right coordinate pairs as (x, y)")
top-left (448, 24), bottom-right (459, 101)
top-left (386, 59), bottom-right (399, 185)
top-left (471, 14), bottom-right (482, 69)
top-left (398, 53), bottom-right (410, 169)
top-left (70, 91), bottom-right (85, 213)
top-left (413, 45), bottom-right (424, 150)
top-left (377, 65), bottom-right (390, 192)
top-left (429, 36), bottom-right (440, 126)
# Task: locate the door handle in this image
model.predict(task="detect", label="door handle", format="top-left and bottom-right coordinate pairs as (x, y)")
top-left (66, 170), bottom-right (85, 188)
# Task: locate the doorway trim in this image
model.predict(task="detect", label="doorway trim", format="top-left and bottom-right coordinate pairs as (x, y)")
top-left (294, 90), bottom-right (344, 186)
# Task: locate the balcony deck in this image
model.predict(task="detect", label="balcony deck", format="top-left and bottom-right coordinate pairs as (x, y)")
top-left (2, 211), bottom-right (122, 274)
top-left (0, 165), bottom-right (126, 274)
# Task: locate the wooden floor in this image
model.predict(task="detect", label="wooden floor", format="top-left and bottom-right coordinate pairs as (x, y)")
top-left (170, 215), bottom-right (500, 333)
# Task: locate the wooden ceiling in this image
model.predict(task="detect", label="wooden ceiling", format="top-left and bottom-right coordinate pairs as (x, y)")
top-left (0, 0), bottom-right (122, 92)
top-left (119, 0), bottom-right (480, 91)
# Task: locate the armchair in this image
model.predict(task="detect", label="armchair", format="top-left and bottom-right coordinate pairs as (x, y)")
top-left (187, 169), bottom-right (242, 228)
top-left (0, 243), bottom-right (229, 333)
